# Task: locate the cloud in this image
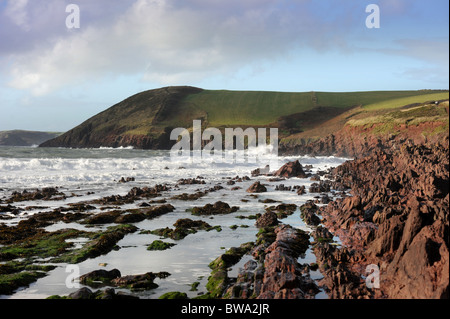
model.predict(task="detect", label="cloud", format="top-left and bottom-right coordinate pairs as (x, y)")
top-left (2, 0), bottom-right (448, 95)
top-left (373, 38), bottom-right (449, 69)
top-left (4, 0), bottom-right (29, 30)
top-left (7, 0), bottom-right (343, 95)
top-left (395, 39), bottom-right (449, 66)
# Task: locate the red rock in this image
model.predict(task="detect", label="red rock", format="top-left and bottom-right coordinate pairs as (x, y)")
top-left (255, 211), bottom-right (279, 228)
top-left (246, 181), bottom-right (267, 193)
top-left (318, 141), bottom-right (449, 299)
top-left (274, 160), bottom-right (308, 178)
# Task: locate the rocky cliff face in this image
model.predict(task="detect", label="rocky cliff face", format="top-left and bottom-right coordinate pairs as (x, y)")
top-left (315, 138), bottom-right (449, 298)
top-left (279, 121), bottom-right (448, 158)
top-left (0, 130), bottom-right (61, 147)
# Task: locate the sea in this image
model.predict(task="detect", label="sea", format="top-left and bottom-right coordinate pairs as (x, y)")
top-left (0, 146), bottom-right (349, 299)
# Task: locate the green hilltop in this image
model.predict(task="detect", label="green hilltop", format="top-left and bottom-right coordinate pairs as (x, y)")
top-left (39, 86), bottom-right (449, 150)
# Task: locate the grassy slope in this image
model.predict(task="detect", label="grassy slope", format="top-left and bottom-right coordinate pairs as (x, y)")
top-left (363, 92), bottom-right (450, 110)
top-left (178, 90), bottom-right (447, 127)
top-left (40, 86), bottom-right (448, 148)
top-left (280, 91), bottom-right (449, 144)
top-left (177, 90), bottom-right (316, 126)
top-left (85, 89), bottom-right (450, 134)
top-left (347, 101), bottom-right (449, 136)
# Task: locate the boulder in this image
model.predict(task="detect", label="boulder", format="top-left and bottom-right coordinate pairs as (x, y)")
top-left (69, 287), bottom-right (94, 300)
top-left (191, 201), bottom-right (239, 216)
top-left (246, 182), bottom-right (267, 193)
top-left (79, 269), bottom-right (121, 285)
top-left (274, 160), bottom-right (308, 178)
top-left (255, 211), bottom-right (279, 228)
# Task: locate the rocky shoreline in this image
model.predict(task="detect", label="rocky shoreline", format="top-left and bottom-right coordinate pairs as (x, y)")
top-left (316, 139), bottom-right (449, 299)
top-left (1, 133), bottom-right (448, 299)
top-left (202, 135), bottom-right (449, 299)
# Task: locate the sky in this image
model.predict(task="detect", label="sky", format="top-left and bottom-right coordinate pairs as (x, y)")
top-left (0, 0), bottom-right (448, 132)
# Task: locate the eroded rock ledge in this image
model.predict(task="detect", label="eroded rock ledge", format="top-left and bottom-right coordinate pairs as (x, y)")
top-left (206, 224), bottom-right (317, 299)
top-left (311, 140), bottom-right (449, 299)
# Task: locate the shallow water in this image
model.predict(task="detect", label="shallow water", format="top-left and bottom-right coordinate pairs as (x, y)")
top-left (0, 146), bottom-right (348, 299)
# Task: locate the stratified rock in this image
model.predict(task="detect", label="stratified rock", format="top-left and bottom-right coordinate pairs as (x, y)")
top-left (318, 141), bottom-right (449, 299)
top-left (258, 225), bottom-right (312, 299)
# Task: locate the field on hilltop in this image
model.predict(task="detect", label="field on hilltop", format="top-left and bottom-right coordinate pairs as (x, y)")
top-left (39, 87), bottom-right (449, 150)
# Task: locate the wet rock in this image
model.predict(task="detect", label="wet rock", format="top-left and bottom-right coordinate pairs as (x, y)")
top-left (258, 225), bottom-right (312, 299)
top-left (159, 291), bottom-right (188, 299)
top-left (255, 211), bottom-right (279, 228)
top-left (65, 203), bottom-right (96, 212)
top-left (82, 210), bottom-right (122, 225)
top-left (57, 225), bottom-right (138, 264)
top-left (296, 185), bottom-right (306, 195)
top-left (171, 191), bottom-right (207, 201)
top-left (118, 177), bottom-right (135, 183)
top-left (147, 240), bottom-right (176, 251)
top-left (300, 202), bottom-right (321, 226)
top-left (222, 225), bottom-right (317, 299)
top-left (69, 287), bottom-right (94, 300)
top-left (320, 194), bottom-right (331, 204)
top-left (150, 218), bottom-right (215, 240)
top-left (274, 160), bottom-right (308, 178)
top-left (318, 141), bottom-right (449, 299)
top-left (65, 287), bottom-right (139, 300)
top-left (309, 180), bottom-right (331, 193)
top-left (312, 226), bottom-right (334, 242)
top-left (177, 178), bottom-right (206, 185)
top-left (206, 242), bottom-right (254, 298)
top-left (191, 201), bottom-right (239, 216)
top-left (246, 182), bottom-right (267, 193)
top-left (266, 203), bottom-right (297, 219)
top-left (251, 165), bottom-right (270, 177)
top-left (79, 269), bottom-right (122, 286)
top-left (89, 184), bottom-right (170, 206)
top-left (275, 184), bottom-right (291, 191)
top-left (258, 198), bottom-right (279, 204)
top-left (112, 272), bottom-right (169, 290)
top-left (7, 187), bottom-right (65, 203)
top-left (143, 204), bottom-right (175, 219)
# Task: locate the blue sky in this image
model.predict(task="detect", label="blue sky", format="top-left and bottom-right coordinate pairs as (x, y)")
top-left (0, 0), bottom-right (448, 132)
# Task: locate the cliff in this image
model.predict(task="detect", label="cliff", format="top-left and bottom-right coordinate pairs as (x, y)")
top-left (40, 86), bottom-right (448, 152)
top-left (0, 130), bottom-right (62, 147)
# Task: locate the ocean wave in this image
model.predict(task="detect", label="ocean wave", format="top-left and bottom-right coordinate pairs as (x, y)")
top-left (0, 148), bottom-right (349, 190)
top-left (98, 146), bottom-right (135, 150)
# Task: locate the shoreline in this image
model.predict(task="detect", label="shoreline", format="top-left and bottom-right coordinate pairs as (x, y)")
top-left (1, 136), bottom-right (448, 299)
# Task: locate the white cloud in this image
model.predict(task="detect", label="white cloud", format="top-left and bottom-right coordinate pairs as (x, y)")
top-left (4, 0), bottom-right (448, 95)
top-left (7, 0), bottom-right (322, 95)
top-left (5, 0), bottom-right (29, 30)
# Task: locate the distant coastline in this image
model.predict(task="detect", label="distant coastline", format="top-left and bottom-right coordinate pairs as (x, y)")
top-left (0, 130), bottom-right (62, 147)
